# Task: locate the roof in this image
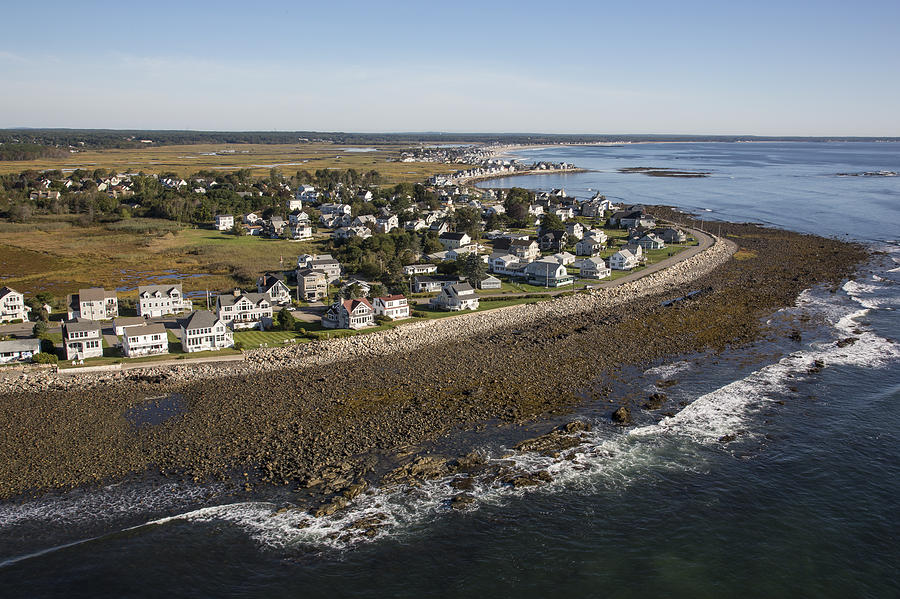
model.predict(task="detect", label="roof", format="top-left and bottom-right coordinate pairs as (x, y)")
top-left (124, 323), bottom-right (167, 337)
top-left (181, 310), bottom-right (220, 330)
top-left (510, 238), bottom-right (537, 247)
top-left (296, 267), bottom-right (327, 278)
top-left (342, 298), bottom-right (373, 312)
top-left (217, 292), bottom-right (271, 307)
top-left (113, 316), bottom-right (145, 328)
top-left (377, 294), bottom-right (406, 302)
top-left (79, 287), bottom-right (115, 302)
top-left (450, 283), bottom-right (475, 294)
top-left (0, 338), bottom-right (41, 353)
top-left (63, 319), bottom-right (101, 335)
top-left (0, 286), bottom-right (21, 300)
top-left (439, 232), bottom-right (469, 240)
top-left (138, 284), bottom-right (182, 297)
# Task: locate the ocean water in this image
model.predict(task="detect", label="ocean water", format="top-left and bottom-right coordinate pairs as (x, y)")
top-left (2, 143), bottom-right (899, 598)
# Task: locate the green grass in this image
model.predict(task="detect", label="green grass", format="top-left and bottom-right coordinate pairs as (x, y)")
top-left (233, 329), bottom-right (303, 349)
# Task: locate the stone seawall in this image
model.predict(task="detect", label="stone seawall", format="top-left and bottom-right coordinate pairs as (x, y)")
top-left (1, 238), bottom-right (734, 395)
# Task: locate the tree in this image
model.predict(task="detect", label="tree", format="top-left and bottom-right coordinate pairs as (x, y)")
top-left (275, 307), bottom-right (296, 331)
top-left (347, 283), bottom-right (365, 299)
top-left (230, 220), bottom-right (244, 236)
top-left (32, 320), bottom-right (49, 339)
top-left (461, 252), bottom-right (487, 286)
top-left (540, 213), bottom-right (565, 234)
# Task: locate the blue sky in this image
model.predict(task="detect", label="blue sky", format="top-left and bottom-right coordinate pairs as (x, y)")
top-left (2, 0), bottom-right (898, 135)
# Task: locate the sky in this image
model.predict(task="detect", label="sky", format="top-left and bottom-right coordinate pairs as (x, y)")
top-left (2, 0), bottom-right (899, 135)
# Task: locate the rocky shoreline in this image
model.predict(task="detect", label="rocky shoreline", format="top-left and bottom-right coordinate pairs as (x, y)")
top-left (0, 214), bottom-right (869, 506)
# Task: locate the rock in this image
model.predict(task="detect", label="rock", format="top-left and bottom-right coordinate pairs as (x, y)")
top-left (450, 493), bottom-right (475, 510)
top-left (835, 337), bottom-right (858, 348)
top-left (643, 392), bottom-right (667, 410)
top-left (450, 477), bottom-right (474, 490)
top-left (789, 330), bottom-right (802, 342)
top-left (611, 406), bottom-right (632, 424)
top-left (718, 434), bottom-right (736, 444)
top-left (342, 481), bottom-right (368, 500)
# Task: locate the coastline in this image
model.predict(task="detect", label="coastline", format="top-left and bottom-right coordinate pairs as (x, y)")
top-left (0, 214), bottom-right (870, 502)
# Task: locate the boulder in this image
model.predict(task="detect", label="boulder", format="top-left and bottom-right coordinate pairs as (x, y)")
top-left (611, 406), bottom-right (632, 424)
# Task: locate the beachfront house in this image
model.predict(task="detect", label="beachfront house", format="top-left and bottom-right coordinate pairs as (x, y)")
top-left (121, 323), bottom-right (169, 358)
top-left (580, 257), bottom-right (611, 279)
top-left (137, 284), bottom-right (191, 318)
top-left (322, 298), bottom-right (375, 329)
top-left (637, 233), bottom-right (666, 250)
top-left (0, 286), bottom-right (30, 323)
top-left (216, 290), bottom-right (273, 330)
top-left (215, 214), bottom-right (234, 231)
top-left (609, 249), bottom-right (640, 270)
top-left (525, 259), bottom-right (574, 287)
top-left (478, 275), bottom-right (502, 290)
top-left (372, 295), bottom-right (410, 320)
top-left (0, 338), bottom-right (41, 363)
top-left (62, 319), bottom-right (103, 360)
top-left (430, 283), bottom-right (479, 311)
top-left (179, 310), bottom-right (234, 353)
top-left (113, 316), bottom-right (147, 337)
top-left (256, 274), bottom-right (292, 305)
top-left (67, 288), bottom-right (118, 320)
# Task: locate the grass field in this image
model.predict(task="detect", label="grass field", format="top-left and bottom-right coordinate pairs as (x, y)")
top-left (0, 142), bottom-right (469, 181)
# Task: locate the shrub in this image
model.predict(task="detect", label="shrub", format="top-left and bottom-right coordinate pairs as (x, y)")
top-left (233, 341), bottom-right (246, 351)
top-left (411, 309), bottom-right (426, 318)
top-left (32, 352), bottom-right (58, 364)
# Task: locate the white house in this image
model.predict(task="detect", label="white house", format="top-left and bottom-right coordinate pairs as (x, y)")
top-left (62, 319), bottom-right (103, 360)
top-left (403, 264), bottom-right (438, 276)
top-left (565, 222), bottom-right (585, 240)
top-left (0, 286), bottom-right (30, 323)
top-left (216, 290), bottom-right (273, 330)
top-left (137, 284), bottom-right (191, 318)
top-left (609, 249), bottom-right (640, 270)
top-left (525, 259), bottom-right (574, 287)
top-left (580, 257), bottom-right (611, 279)
top-left (438, 232), bottom-right (472, 250)
top-left (372, 295), bottom-right (410, 320)
top-left (320, 203), bottom-right (352, 216)
top-left (287, 197), bottom-right (303, 212)
top-left (322, 298), bottom-right (375, 329)
top-left (215, 214), bottom-right (234, 231)
top-left (478, 275), bottom-right (502, 290)
top-left (375, 214), bottom-right (399, 234)
top-left (256, 274), bottom-right (292, 305)
top-left (113, 316), bottom-right (148, 337)
top-left (0, 338), bottom-right (41, 363)
top-left (121, 323), bottom-right (169, 357)
top-left (637, 233), bottom-right (666, 250)
top-left (297, 185), bottom-right (319, 203)
top-left (508, 239), bottom-right (540, 262)
top-left (576, 235), bottom-right (607, 256)
top-left (289, 224), bottom-right (313, 240)
top-left (430, 283), bottom-right (479, 311)
top-left (180, 310), bottom-right (234, 353)
top-left (68, 288), bottom-right (118, 320)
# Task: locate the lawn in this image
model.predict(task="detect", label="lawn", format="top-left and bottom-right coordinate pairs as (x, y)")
top-left (233, 329), bottom-right (303, 349)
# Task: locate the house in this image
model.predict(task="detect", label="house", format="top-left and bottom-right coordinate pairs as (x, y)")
top-left (288, 210), bottom-right (310, 226)
top-left (412, 276), bottom-right (461, 293)
top-left (216, 290), bottom-right (273, 330)
top-left (322, 298), bottom-right (375, 329)
top-left (289, 224), bottom-right (313, 239)
top-left (509, 239), bottom-right (540, 262)
top-left (525, 260), bottom-right (574, 287)
top-left (565, 222), bottom-right (585, 240)
top-left (580, 257), bottom-right (611, 279)
top-left (403, 264), bottom-right (438, 276)
top-left (121, 323), bottom-right (169, 358)
top-left (404, 219), bottom-right (428, 232)
top-left (297, 185), bottom-right (319, 203)
top-left (137, 284), bottom-right (191, 318)
top-left (528, 204), bottom-right (545, 216)
top-left (430, 283), bottom-right (479, 311)
top-left (62, 319), bottom-right (103, 360)
top-left (68, 288), bottom-right (118, 320)
top-left (333, 226), bottom-right (372, 240)
top-left (257, 274), bottom-right (292, 305)
top-left (429, 220), bottom-right (450, 235)
top-left (438, 232), bottom-right (472, 250)
top-left (215, 214), bottom-right (234, 231)
top-left (341, 278), bottom-right (372, 297)
top-left (656, 228), bottom-right (687, 244)
top-left (478, 275), bottom-right (502, 290)
top-left (180, 310), bottom-right (234, 353)
top-left (320, 203), bottom-right (352, 216)
top-left (357, 190), bottom-right (374, 202)
top-left (0, 286), bottom-right (30, 323)
top-left (610, 209), bottom-right (656, 230)
top-left (297, 254), bottom-right (342, 282)
top-left (0, 338), bottom-right (41, 363)
top-left (113, 316), bottom-right (146, 336)
top-left (266, 217), bottom-right (287, 238)
top-left (352, 214), bottom-right (377, 228)
top-left (375, 214), bottom-right (399, 234)
top-left (242, 224), bottom-right (263, 236)
top-left (489, 253), bottom-right (522, 276)
top-left (552, 251), bottom-right (577, 265)
top-left (296, 268), bottom-right (328, 301)
top-left (539, 230), bottom-right (569, 253)
top-left (575, 235), bottom-right (607, 256)
top-left (623, 243), bottom-right (644, 259)
top-left (372, 295), bottom-right (410, 320)
top-left (287, 197), bottom-right (303, 212)
top-left (243, 212), bottom-right (261, 225)
top-left (552, 206), bottom-right (575, 221)
top-left (637, 233), bottom-right (666, 250)
top-left (609, 249), bottom-right (640, 270)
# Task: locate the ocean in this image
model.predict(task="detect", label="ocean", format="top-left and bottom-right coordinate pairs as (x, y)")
top-left (2, 142), bottom-right (899, 598)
